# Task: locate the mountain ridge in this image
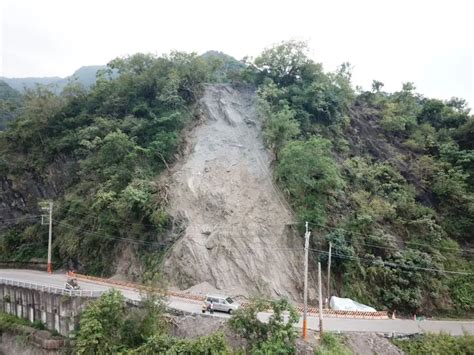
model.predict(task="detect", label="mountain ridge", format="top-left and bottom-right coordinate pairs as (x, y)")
top-left (0, 65), bottom-right (106, 93)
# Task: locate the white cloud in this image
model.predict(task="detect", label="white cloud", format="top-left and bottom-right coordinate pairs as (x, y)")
top-left (1, 0), bottom-right (473, 104)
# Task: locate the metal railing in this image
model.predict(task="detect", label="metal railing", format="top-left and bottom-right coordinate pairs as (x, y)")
top-left (0, 278), bottom-right (104, 298)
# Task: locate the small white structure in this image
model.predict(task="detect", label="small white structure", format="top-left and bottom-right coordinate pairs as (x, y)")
top-left (330, 296), bottom-right (377, 312)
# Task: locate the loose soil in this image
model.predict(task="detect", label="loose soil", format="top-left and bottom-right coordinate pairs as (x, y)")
top-left (163, 84), bottom-right (303, 300)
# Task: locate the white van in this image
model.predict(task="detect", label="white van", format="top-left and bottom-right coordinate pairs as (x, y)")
top-left (204, 295), bottom-right (239, 314)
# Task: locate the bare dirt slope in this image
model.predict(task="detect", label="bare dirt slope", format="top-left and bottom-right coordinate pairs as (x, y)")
top-left (163, 84), bottom-right (303, 300)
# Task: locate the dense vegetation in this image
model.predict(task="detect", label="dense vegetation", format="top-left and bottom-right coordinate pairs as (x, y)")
top-left (0, 312), bottom-right (30, 334)
top-left (394, 333), bottom-right (474, 355)
top-left (0, 80), bottom-right (22, 130)
top-left (245, 41), bottom-right (474, 315)
top-left (0, 312), bottom-right (56, 344)
top-left (1, 42), bottom-right (473, 317)
top-left (315, 333), bottom-right (352, 355)
top-left (75, 289), bottom-right (304, 354)
top-left (0, 52), bottom-right (220, 274)
top-left (229, 298), bottom-right (299, 353)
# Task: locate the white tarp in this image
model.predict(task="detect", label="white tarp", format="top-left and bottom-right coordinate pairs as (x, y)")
top-left (330, 296), bottom-right (377, 312)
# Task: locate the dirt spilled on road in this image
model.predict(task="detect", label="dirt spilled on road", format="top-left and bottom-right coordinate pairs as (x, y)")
top-left (163, 84), bottom-right (303, 300)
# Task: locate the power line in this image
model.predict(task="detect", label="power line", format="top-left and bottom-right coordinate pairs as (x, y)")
top-left (56, 220), bottom-right (305, 251)
top-left (0, 215), bottom-right (40, 223)
top-left (56, 220), bottom-right (473, 276)
top-left (52, 209), bottom-right (162, 229)
top-left (6, 208), bottom-right (470, 256)
top-left (54, 210), bottom-right (297, 241)
top-left (2, 206), bottom-right (470, 255)
top-left (2, 207), bottom-right (472, 260)
top-left (304, 221), bottom-right (474, 254)
top-left (2, 210), bottom-right (472, 276)
top-left (0, 216), bottom-right (41, 232)
top-left (309, 248), bottom-right (472, 276)
top-left (55, 220), bottom-right (173, 248)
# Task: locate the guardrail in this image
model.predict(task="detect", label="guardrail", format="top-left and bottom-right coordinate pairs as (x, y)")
top-left (75, 274), bottom-right (389, 320)
top-left (0, 278), bottom-right (104, 298)
top-left (75, 273), bottom-right (204, 302)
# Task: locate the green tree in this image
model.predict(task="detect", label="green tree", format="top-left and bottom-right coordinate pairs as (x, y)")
top-left (131, 332), bottom-right (230, 354)
top-left (76, 286), bottom-right (172, 353)
top-left (229, 298), bottom-right (299, 354)
top-left (121, 279), bottom-right (169, 349)
top-left (418, 98), bottom-right (469, 129)
top-left (276, 137), bottom-right (343, 225)
top-left (263, 105), bottom-right (300, 159)
top-left (0, 81), bottom-right (22, 130)
top-left (394, 333), bottom-right (474, 355)
top-left (371, 80), bottom-right (384, 93)
top-left (315, 332), bottom-right (352, 355)
top-left (432, 165), bottom-right (474, 241)
top-left (76, 289), bottom-right (126, 354)
top-left (404, 123), bottom-right (438, 153)
top-left (450, 274), bottom-right (474, 312)
top-left (453, 118), bottom-right (474, 150)
top-left (254, 40), bottom-right (310, 86)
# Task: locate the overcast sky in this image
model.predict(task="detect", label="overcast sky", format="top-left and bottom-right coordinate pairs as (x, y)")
top-left (1, 0), bottom-right (473, 105)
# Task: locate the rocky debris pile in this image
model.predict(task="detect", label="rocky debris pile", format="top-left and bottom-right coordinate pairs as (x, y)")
top-left (345, 333), bottom-right (405, 355)
top-left (163, 84), bottom-right (303, 300)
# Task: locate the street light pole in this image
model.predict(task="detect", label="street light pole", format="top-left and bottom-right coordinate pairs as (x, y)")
top-left (47, 201), bottom-right (53, 273)
top-left (41, 202), bottom-right (53, 274)
top-left (318, 262), bottom-right (324, 339)
top-left (302, 221), bottom-right (311, 340)
top-left (327, 242), bottom-right (332, 306)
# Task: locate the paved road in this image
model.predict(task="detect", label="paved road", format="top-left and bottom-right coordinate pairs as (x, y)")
top-left (2, 269), bottom-right (473, 335)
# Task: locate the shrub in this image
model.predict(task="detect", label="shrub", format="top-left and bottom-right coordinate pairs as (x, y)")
top-left (75, 289), bottom-right (126, 354)
top-left (32, 320), bottom-right (46, 330)
top-left (0, 313), bottom-right (29, 334)
top-left (130, 332), bottom-right (230, 354)
top-left (394, 333), bottom-right (474, 354)
top-left (315, 332), bottom-right (351, 355)
top-left (229, 298), bottom-right (299, 354)
top-left (276, 137), bottom-right (343, 226)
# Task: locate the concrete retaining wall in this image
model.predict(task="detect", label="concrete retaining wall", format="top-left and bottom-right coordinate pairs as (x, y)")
top-left (0, 283), bottom-right (93, 336)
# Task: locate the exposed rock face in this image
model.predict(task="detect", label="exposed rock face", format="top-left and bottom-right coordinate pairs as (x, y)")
top-left (0, 156), bottom-right (76, 229)
top-left (163, 84), bottom-right (303, 300)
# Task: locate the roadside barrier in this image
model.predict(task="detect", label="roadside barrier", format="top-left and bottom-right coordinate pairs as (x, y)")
top-left (75, 274), bottom-right (389, 319)
top-left (313, 308), bottom-right (388, 320)
top-left (294, 305), bottom-right (389, 319)
top-left (239, 302), bottom-right (389, 319)
top-left (75, 274), bottom-right (205, 303)
top-left (0, 278), bottom-right (103, 298)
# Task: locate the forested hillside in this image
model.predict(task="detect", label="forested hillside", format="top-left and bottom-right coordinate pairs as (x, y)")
top-left (0, 43), bottom-right (472, 315)
top-left (0, 52), bottom-right (220, 275)
top-left (0, 65), bottom-right (106, 93)
top-left (247, 41), bottom-right (473, 315)
top-left (0, 80), bottom-right (22, 130)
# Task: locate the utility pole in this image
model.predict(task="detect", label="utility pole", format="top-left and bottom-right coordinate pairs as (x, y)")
top-left (318, 262), bottom-right (323, 339)
top-left (302, 221), bottom-right (310, 341)
top-left (41, 202), bottom-right (53, 274)
top-left (326, 242), bottom-right (332, 307)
